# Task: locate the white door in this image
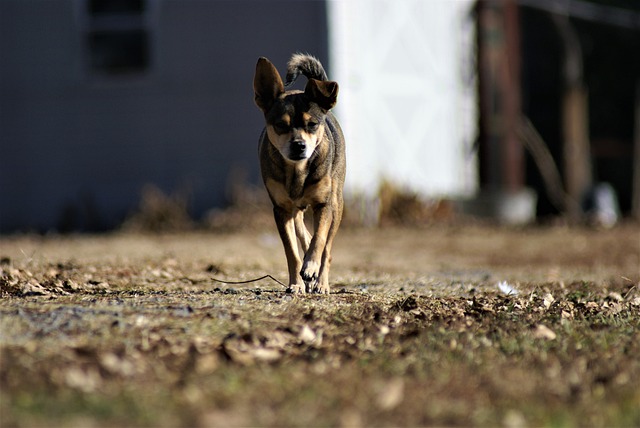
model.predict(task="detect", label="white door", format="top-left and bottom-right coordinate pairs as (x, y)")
top-left (328, 0), bottom-right (478, 198)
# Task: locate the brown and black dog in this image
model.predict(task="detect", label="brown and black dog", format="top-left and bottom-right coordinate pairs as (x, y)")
top-left (253, 53), bottom-right (346, 294)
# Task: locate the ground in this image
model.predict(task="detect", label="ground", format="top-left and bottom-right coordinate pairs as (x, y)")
top-left (1, 223), bottom-right (639, 427)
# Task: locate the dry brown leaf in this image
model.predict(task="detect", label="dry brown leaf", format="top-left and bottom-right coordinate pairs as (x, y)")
top-left (543, 293), bottom-right (555, 309)
top-left (376, 378), bottom-right (405, 410)
top-left (21, 280), bottom-right (49, 296)
top-left (299, 325), bottom-right (317, 344)
top-left (533, 324), bottom-right (556, 340)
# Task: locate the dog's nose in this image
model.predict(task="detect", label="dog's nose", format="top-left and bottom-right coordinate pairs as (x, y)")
top-left (290, 140), bottom-right (307, 158)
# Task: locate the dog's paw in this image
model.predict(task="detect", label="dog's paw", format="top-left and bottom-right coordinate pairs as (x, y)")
top-left (312, 283), bottom-right (330, 295)
top-left (287, 283), bottom-right (306, 294)
top-left (300, 260), bottom-right (320, 283)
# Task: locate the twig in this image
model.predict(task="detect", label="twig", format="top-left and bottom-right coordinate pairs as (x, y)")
top-left (211, 275), bottom-right (287, 288)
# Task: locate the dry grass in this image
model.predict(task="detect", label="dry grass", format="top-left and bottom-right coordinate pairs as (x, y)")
top-left (1, 224), bottom-right (639, 427)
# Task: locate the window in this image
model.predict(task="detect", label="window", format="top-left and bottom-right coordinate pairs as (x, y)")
top-left (85, 0), bottom-right (150, 76)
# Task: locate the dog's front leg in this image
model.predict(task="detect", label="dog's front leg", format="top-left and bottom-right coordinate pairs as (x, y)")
top-left (294, 209), bottom-right (311, 254)
top-left (300, 203), bottom-right (333, 293)
top-left (273, 206), bottom-right (305, 293)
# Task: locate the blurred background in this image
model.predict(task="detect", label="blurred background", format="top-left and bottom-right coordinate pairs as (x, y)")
top-left (1, 0), bottom-right (639, 232)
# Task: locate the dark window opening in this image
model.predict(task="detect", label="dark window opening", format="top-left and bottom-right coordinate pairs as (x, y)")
top-left (85, 0), bottom-right (150, 77)
top-left (89, 0), bottom-right (145, 15)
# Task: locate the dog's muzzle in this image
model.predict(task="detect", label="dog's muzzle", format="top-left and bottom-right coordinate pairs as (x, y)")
top-left (289, 140), bottom-right (308, 160)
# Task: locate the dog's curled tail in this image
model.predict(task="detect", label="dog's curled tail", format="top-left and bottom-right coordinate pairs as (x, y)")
top-left (285, 53), bottom-right (328, 87)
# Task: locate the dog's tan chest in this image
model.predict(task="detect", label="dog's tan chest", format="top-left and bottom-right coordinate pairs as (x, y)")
top-left (265, 173), bottom-right (332, 211)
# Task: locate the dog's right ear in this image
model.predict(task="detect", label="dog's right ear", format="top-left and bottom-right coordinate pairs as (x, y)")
top-left (254, 57), bottom-right (284, 113)
top-left (304, 79), bottom-right (339, 111)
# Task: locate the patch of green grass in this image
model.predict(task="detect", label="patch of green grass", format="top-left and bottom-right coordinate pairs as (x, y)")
top-left (4, 388), bottom-right (181, 427)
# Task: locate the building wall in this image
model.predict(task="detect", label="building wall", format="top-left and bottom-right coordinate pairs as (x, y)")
top-left (0, 0), bottom-right (328, 232)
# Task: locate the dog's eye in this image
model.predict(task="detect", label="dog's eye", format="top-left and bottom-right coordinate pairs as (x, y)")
top-left (274, 122), bottom-right (290, 133)
top-left (307, 122), bottom-right (319, 132)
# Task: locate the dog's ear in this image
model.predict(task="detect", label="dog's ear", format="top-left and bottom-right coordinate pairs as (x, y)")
top-left (254, 57), bottom-right (284, 113)
top-left (305, 79), bottom-right (339, 111)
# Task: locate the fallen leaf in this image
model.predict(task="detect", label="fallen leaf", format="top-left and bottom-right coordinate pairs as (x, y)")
top-left (533, 324), bottom-right (556, 340)
top-left (251, 348), bottom-right (281, 362)
top-left (100, 353), bottom-right (136, 377)
top-left (607, 292), bottom-right (623, 302)
top-left (503, 409), bottom-right (527, 428)
top-left (221, 334), bottom-right (283, 365)
top-left (561, 310), bottom-right (573, 319)
top-left (299, 325), bottom-right (316, 344)
top-left (21, 280), bottom-right (49, 296)
top-left (195, 354), bottom-right (219, 375)
top-left (376, 378), bottom-right (404, 410)
top-left (543, 293), bottom-right (555, 309)
top-left (63, 279), bottom-right (80, 291)
top-left (64, 367), bottom-right (101, 392)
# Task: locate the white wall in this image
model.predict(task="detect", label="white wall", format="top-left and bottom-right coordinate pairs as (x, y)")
top-left (328, 0), bottom-right (478, 198)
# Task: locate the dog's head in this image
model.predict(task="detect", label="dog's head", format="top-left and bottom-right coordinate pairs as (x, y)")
top-left (254, 57), bottom-right (338, 162)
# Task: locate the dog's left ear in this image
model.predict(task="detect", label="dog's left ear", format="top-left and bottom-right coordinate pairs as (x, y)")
top-left (305, 79), bottom-right (339, 111)
top-left (254, 57), bottom-right (285, 113)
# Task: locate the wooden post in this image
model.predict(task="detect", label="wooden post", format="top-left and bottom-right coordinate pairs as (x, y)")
top-left (477, 0), bottom-right (502, 189)
top-left (503, 0), bottom-right (524, 193)
top-left (562, 86), bottom-right (591, 217)
top-left (632, 81), bottom-right (640, 220)
top-left (477, 0), bottom-right (524, 192)
top-left (553, 14), bottom-right (591, 220)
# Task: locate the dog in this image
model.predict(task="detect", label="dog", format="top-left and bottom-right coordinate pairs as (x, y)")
top-left (253, 53), bottom-right (346, 294)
